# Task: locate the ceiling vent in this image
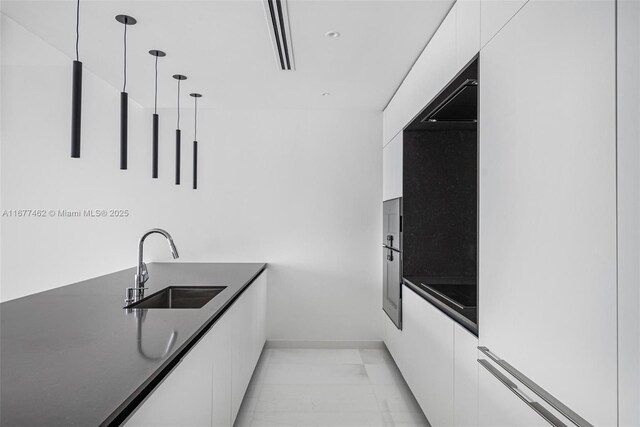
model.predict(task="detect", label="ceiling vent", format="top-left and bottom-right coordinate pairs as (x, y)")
top-left (263, 0), bottom-right (295, 71)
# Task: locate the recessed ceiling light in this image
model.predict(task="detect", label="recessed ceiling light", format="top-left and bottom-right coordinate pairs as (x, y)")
top-left (325, 31), bottom-right (341, 38)
top-left (322, 92), bottom-right (331, 96)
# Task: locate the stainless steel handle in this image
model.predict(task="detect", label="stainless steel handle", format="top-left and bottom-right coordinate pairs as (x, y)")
top-left (478, 347), bottom-right (593, 427)
top-left (386, 234), bottom-right (394, 247)
top-left (478, 359), bottom-right (567, 427)
top-left (382, 244), bottom-right (398, 261)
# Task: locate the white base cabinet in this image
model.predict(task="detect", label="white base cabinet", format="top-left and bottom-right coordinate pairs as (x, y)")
top-left (384, 286), bottom-right (479, 427)
top-left (403, 288), bottom-right (454, 427)
top-left (453, 325), bottom-right (478, 427)
top-left (478, 362), bottom-right (548, 427)
top-left (230, 271), bottom-right (267, 420)
top-left (125, 271), bottom-right (267, 427)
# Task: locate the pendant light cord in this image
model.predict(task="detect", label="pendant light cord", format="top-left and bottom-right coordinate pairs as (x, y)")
top-left (75, 0), bottom-right (80, 61)
top-left (176, 79), bottom-right (181, 129)
top-left (194, 97), bottom-right (198, 141)
top-left (154, 55), bottom-right (158, 114)
top-left (122, 22), bottom-right (127, 92)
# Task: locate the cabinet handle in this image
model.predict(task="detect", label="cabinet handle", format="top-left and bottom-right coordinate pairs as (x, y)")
top-left (478, 347), bottom-right (593, 427)
top-left (478, 359), bottom-right (568, 427)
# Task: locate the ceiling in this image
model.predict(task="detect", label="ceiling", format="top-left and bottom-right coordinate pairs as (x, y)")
top-left (1, 0), bottom-right (454, 110)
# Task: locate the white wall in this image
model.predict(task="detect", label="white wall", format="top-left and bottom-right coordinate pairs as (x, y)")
top-left (1, 15), bottom-right (383, 342)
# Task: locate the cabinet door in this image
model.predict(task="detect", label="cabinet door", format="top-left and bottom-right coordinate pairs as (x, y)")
top-left (125, 330), bottom-right (215, 427)
top-left (479, 1), bottom-right (617, 425)
top-left (403, 287), bottom-right (454, 427)
top-left (382, 132), bottom-right (403, 201)
top-left (211, 313), bottom-right (232, 427)
top-left (456, 0), bottom-right (480, 70)
top-left (453, 325), bottom-right (478, 427)
top-left (617, 1), bottom-right (640, 425)
top-left (480, 0), bottom-right (527, 47)
top-left (478, 363), bottom-right (547, 427)
top-left (383, 5), bottom-right (457, 143)
top-left (231, 272), bottom-right (267, 423)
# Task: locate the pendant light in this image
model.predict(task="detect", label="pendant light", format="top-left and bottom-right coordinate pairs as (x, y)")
top-left (115, 14), bottom-right (137, 170)
top-left (70, 0), bottom-right (82, 158)
top-left (173, 74), bottom-right (187, 185)
top-left (190, 93), bottom-right (202, 190)
top-left (149, 50), bottom-right (166, 178)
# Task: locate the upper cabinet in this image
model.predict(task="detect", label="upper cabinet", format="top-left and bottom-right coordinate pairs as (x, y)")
top-left (383, 2), bottom-right (467, 145)
top-left (479, 0), bottom-right (617, 425)
top-left (382, 132), bottom-right (403, 201)
top-left (479, 0), bottom-right (528, 47)
top-left (456, 0), bottom-right (481, 70)
top-left (383, 0), bottom-right (482, 145)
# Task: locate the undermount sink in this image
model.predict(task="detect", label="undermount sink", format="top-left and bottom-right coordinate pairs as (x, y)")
top-left (125, 286), bottom-right (226, 309)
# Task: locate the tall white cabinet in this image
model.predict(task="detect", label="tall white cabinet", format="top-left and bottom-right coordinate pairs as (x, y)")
top-left (478, 0), bottom-right (617, 425)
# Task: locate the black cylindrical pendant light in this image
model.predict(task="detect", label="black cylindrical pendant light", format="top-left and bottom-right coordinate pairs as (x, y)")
top-left (173, 74), bottom-right (187, 185)
top-left (149, 50), bottom-right (166, 178)
top-left (71, 0), bottom-right (82, 158)
top-left (115, 14), bottom-right (136, 170)
top-left (190, 93), bottom-right (202, 190)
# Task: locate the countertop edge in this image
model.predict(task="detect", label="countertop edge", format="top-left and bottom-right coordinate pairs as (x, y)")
top-left (102, 263), bottom-right (267, 426)
top-left (402, 278), bottom-right (478, 337)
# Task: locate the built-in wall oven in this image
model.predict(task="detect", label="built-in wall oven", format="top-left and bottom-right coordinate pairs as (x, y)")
top-left (383, 198), bottom-right (402, 329)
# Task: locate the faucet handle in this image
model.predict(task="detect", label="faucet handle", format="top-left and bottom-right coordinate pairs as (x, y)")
top-left (125, 287), bottom-right (148, 305)
top-left (139, 262), bottom-right (149, 284)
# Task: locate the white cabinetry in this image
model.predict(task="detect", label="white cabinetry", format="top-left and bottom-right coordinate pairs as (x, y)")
top-left (211, 312), bottom-right (233, 427)
top-left (402, 287), bottom-right (454, 427)
top-left (455, 0), bottom-right (480, 70)
top-left (231, 272), bottom-right (267, 421)
top-left (479, 0), bottom-right (527, 47)
top-left (125, 323), bottom-right (218, 427)
top-left (384, 287), bottom-right (480, 427)
top-left (383, 2), bottom-right (466, 144)
top-left (383, 0), bottom-right (482, 144)
top-left (125, 271), bottom-right (267, 427)
top-left (477, 363), bottom-right (547, 427)
top-left (382, 132), bottom-right (403, 201)
top-left (453, 325), bottom-right (478, 427)
top-left (479, 1), bottom-right (617, 425)
top-left (617, 1), bottom-right (640, 425)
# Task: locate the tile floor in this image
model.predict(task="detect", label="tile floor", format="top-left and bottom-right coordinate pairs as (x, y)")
top-left (234, 347), bottom-right (431, 427)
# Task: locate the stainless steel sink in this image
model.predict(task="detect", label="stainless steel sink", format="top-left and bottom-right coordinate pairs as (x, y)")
top-left (125, 286), bottom-right (226, 309)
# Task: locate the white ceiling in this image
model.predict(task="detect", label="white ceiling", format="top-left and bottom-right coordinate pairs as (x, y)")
top-left (1, 0), bottom-right (454, 110)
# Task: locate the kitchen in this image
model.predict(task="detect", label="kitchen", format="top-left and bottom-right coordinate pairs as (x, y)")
top-left (1, 0), bottom-right (638, 426)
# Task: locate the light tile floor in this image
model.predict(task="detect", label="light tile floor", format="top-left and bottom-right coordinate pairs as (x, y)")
top-left (234, 348), bottom-right (431, 427)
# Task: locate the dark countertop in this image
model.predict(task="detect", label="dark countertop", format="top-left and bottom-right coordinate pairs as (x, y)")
top-left (0, 262), bottom-right (266, 427)
top-left (403, 276), bottom-right (478, 336)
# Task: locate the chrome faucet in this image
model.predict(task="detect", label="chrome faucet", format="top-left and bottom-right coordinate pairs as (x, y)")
top-left (125, 228), bottom-right (179, 305)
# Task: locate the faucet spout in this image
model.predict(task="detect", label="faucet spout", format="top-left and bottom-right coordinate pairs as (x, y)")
top-left (125, 228), bottom-right (179, 305)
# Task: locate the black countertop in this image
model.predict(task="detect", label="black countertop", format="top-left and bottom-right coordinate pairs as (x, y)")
top-left (403, 276), bottom-right (478, 336)
top-left (0, 262), bottom-right (266, 427)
